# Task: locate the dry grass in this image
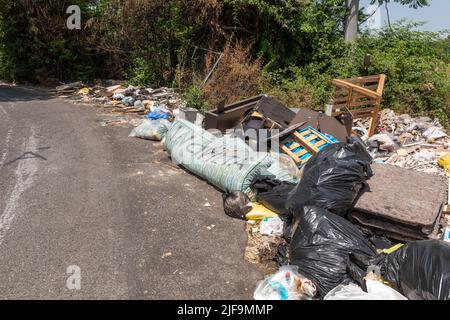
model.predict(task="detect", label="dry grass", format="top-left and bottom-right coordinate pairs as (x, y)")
top-left (202, 42), bottom-right (263, 108)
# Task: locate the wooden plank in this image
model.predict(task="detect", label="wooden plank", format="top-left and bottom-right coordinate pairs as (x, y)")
top-left (341, 75), bottom-right (381, 83)
top-left (306, 134), bottom-right (319, 142)
top-left (287, 141), bottom-right (300, 150)
top-left (332, 79), bottom-right (381, 99)
top-left (281, 145), bottom-right (301, 164)
top-left (331, 107), bottom-right (376, 118)
top-left (315, 140), bottom-right (328, 148)
top-left (293, 131), bottom-right (320, 153)
top-left (376, 74), bottom-right (386, 95)
top-left (333, 100), bottom-right (377, 109)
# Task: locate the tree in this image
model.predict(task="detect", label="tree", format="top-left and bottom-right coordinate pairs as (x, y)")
top-left (344, 0), bottom-right (429, 43)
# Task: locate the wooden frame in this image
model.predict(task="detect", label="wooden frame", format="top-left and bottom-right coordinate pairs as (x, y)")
top-left (330, 74), bottom-right (386, 137)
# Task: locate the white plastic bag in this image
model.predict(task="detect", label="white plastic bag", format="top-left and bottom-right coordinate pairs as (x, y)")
top-left (324, 280), bottom-right (407, 300)
top-left (254, 265), bottom-right (316, 300)
top-left (259, 216), bottom-right (284, 237)
top-left (129, 119), bottom-right (171, 141)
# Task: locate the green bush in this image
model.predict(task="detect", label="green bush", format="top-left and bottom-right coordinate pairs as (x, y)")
top-left (185, 84), bottom-right (208, 111)
top-left (260, 22), bottom-right (450, 125)
top-left (126, 57), bottom-right (158, 87)
top-left (356, 23), bottom-right (450, 125)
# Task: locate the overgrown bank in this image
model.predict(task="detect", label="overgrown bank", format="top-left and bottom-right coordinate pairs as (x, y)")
top-left (0, 0), bottom-right (449, 123)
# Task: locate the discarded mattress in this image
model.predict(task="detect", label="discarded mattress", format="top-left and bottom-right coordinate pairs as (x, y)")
top-left (349, 163), bottom-right (447, 241)
top-left (165, 119), bottom-right (276, 193)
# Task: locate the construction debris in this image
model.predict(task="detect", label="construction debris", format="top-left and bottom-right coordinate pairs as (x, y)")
top-left (350, 163), bottom-right (447, 241)
top-left (356, 108), bottom-right (448, 176)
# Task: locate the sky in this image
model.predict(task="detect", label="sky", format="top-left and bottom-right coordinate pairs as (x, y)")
top-left (359, 0), bottom-right (450, 32)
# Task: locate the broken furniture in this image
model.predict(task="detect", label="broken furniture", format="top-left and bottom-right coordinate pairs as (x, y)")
top-left (327, 74), bottom-right (386, 137)
top-left (204, 95), bottom-right (265, 132)
top-left (281, 126), bottom-right (337, 167)
top-left (289, 108), bottom-right (350, 142)
top-left (349, 163), bottom-right (446, 241)
top-left (204, 95), bottom-right (295, 133)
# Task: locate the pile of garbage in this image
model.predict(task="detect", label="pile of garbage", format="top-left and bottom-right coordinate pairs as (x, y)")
top-left (54, 81), bottom-right (183, 114)
top-left (56, 80), bottom-right (450, 300)
top-left (125, 93), bottom-right (449, 300)
top-left (357, 108), bottom-right (449, 176)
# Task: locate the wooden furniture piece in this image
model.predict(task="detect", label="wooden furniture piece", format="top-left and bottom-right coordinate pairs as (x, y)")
top-left (328, 74), bottom-right (386, 137)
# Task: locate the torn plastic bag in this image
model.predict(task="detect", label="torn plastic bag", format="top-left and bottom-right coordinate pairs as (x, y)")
top-left (286, 137), bottom-right (372, 217)
top-left (145, 107), bottom-right (171, 120)
top-left (128, 119), bottom-right (171, 141)
top-left (222, 192), bottom-right (252, 220)
top-left (289, 206), bottom-right (377, 298)
top-left (324, 280), bottom-right (407, 300)
top-left (259, 216), bottom-right (284, 237)
top-left (253, 265), bottom-right (316, 300)
top-left (357, 240), bottom-right (450, 300)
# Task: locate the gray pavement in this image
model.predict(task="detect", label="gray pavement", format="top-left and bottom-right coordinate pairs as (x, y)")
top-left (0, 84), bottom-right (262, 299)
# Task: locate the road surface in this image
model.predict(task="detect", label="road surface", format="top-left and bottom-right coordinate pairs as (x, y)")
top-left (0, 84), bottom-right (262, 299)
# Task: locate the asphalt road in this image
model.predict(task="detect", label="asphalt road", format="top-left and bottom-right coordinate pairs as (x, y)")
top-left (0, 84), bottom-right (262, 299)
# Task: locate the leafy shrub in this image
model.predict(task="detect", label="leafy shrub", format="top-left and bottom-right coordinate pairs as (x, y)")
top-left (185, 84), bottom-right (208, 111)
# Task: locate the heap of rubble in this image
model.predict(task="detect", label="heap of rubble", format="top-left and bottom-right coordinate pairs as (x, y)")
top-left (355, 108), bottom-right (449, 176)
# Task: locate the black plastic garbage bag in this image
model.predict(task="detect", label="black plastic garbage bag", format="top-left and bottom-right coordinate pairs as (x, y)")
top-left (251, 177), bottom-right (295, 221)
top-left (289, 206), bottom-right (377, 298)
top-left (287, 137), bottom-right (372, 217)
top-left (350, 240), bottom-right (450, 300)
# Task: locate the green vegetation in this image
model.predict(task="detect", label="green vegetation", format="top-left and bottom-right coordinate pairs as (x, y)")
top-left (0, 1), bottom-right (448, 122)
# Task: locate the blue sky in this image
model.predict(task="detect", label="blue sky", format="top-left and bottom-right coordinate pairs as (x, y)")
top-left (360, 0), bottom-right (450, 32)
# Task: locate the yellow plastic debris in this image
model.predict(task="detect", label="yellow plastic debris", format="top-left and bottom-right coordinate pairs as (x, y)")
top-left (78, 87), bottom-right (89, 95)
top-left (380, 243), bottom-right (404, 255)
top-left (438, 152), bottom-right (450, 175)
top-left (245, 203), bottom-right (278, 221)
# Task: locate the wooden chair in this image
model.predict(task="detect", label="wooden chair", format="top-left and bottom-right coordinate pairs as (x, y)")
top-left (328, 74), bottom-right (386, 137)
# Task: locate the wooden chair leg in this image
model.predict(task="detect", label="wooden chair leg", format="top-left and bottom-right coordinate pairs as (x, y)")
top-left (368, 106), bottom-right (380, 137)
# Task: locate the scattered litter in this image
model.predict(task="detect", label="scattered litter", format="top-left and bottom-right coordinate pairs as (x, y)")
top-left (245, 203), bottom-right (278, 221)
top-left (145, 107), bottom-right (171, 120)
top-left (53, 82), bottom-right (183, 114)
top-left (204, 202), bottom-right (211, 207)
top-left (423, 126), bottom-right (447, 141)
top-left (324, 280), bottom-right (407, 300)
top-left (253, 265), bottom-right (316, 300)
top-left (438, 152), bottom-right (450, 175)
top-left (122, 96), bottom-right (135, 107)
top-left (78, 87), bottom-right (90, 95)
top-left (128, 119), bottom-right (171, 141)
top-left (245, 221), bottom-right (284, 265)
top-left (162, 252), bottom-right (172, 258)
top-left (113, 92), bottom-right (125, 100)
top-left (259, 217), bottom-right (284, 237)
